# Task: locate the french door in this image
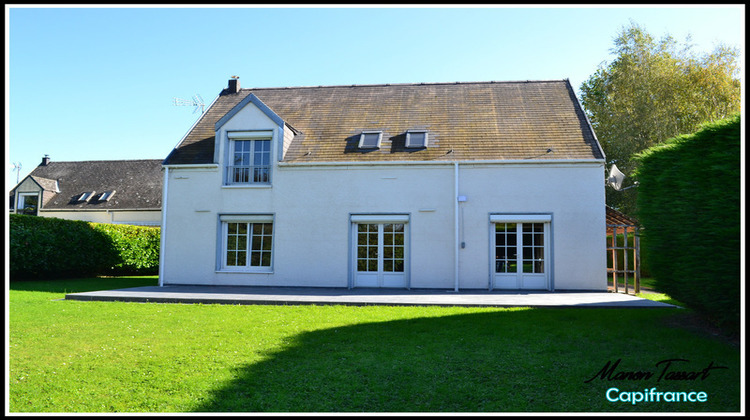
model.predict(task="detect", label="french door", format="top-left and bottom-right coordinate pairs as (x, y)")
top-left (352, 218), bottom-right (408, 288)
top-left (492, 219), bottom-right (550, 290)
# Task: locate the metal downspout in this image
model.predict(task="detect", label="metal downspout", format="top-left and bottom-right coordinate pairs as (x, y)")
top-left (158, 167), bottom-right (169, 287)
top-left (454, 161), bottom-right (460, 292)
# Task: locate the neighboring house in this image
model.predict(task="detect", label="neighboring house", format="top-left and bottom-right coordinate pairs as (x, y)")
top-left (606, 205), bottom-right (639, 234)
top-left (160, 78), bottom-right (607, 290)
top-left (9, 156), bottom-right (163, 226)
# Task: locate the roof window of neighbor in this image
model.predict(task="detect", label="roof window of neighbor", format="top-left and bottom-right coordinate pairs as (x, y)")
top-left (405, 130), bottom-right (428, 148)
top-left (359, 131), bottom-right (382, 149)
top-left (98, 190), bottom-right (116, 202)
top-left (77, 191), bottom-right (95, 203)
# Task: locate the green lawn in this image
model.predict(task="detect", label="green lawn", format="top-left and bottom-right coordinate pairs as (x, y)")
top-left (8, 277), bottom-right (741, 413)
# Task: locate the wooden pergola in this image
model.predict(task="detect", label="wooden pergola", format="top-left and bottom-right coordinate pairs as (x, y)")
top-left (606, 206), bottom-right (641, 294)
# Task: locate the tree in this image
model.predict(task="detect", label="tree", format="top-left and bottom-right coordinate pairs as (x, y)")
top-left (580, 21), bottom-right (741, 216)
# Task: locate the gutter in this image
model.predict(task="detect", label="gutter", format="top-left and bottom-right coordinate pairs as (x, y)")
top-left (162, 163), bottom-right (220, 169)
top-left (277, 159), bottom-right (604, 167)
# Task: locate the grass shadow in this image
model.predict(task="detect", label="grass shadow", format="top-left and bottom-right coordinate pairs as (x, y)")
top-left (191, 307), bottom-right (739, 413)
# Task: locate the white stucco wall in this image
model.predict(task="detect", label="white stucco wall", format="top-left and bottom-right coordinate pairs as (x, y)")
top-left (161, 100), bottom-right (607, 290)
top-left (161, 161), bottom-right (606, 290)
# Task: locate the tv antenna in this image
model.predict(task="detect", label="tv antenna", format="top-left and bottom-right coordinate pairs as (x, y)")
top-left (173, 94), bottom-right (205, 114)
top-left (11, 162), bottom-right (22, 184)
top-left (606, 164), bottom-right (639, 191)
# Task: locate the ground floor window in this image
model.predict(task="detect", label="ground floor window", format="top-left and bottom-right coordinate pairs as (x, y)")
top-left (17, 193), bottom-right (39, 215)
top-left (220, 215), bottom-right (273, 271)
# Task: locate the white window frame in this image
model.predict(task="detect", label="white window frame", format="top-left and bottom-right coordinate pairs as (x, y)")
top-left (226, 131), bottom-right (273, 185)
top-left (405, 130), bottom-right (428, 148)
top-left (349, 214), bottom-right (410, 288)
top-left (17, 192), bottom-right (39, 215)
top-left (489, 214), bottom-right (552, 290)
top-left (358, 131), bottom-right (382, 149)
top-left (218, 214), bottom-right (274, 272)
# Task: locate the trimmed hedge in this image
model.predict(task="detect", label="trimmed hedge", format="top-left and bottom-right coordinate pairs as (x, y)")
top-left (635, 114), bottom-right (740, 333)
top-left (9, 214), bottom-right (160, 279)
top-left (91, 222), bottom-right (160, 275)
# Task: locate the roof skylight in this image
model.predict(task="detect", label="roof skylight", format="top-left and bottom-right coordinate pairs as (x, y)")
top-left (359, 131), bottom-right (382, 149)
top-left (98, 190), bottom-right (116, 202)
top-left (406, 130), bottom-right (428, 148)
top-left (77, 191), bottom-right (95, 203)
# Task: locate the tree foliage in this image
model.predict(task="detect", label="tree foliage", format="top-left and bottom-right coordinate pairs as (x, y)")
top-left (580, 21), bottom-right (741, 216)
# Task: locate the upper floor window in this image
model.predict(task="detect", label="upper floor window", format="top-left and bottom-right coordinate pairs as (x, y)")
top-left (226, 131), bottom-right (272, 185)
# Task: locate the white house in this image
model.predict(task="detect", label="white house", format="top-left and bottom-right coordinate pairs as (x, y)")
top-left (10, 157), bottom-right (163, 226)
top-left (160, 78), bottom-right (607, 290)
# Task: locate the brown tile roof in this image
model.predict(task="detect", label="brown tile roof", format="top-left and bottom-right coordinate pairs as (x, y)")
top-left (29, 176), bottom-right (59, 192)
top-left (164, 79), bottom-right (604, 165)
top-left (19, 159), bottom-right (163, 210)
top-left (606, 206), bottom-right (639, 226)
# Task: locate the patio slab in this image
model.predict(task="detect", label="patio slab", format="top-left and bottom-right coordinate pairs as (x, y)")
top-left (65, 285), bottom-right (678, 308)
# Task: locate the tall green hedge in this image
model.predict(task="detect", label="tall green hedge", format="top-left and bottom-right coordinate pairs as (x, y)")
top-left (635, 114), bottom-right (740, 333)
top-left (9, 214), bottom-right (160, 279)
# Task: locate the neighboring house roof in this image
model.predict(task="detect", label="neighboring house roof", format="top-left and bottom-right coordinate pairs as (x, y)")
top-left (29, 176), bottom-right (60, 193)
top-left (606, 206), bottom-right (639, 227)
top-left (164, 79), bottom-right (604, 165)
top-left (11, 159), bottom-right (163, 210)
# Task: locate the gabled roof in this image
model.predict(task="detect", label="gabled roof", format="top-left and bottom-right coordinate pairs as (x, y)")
top-left (29, 176), bottom-right (59, 192)
top-left (164, 79), bottom-right (605, 165)
top-left (13, 159), bottom-right (163, 210)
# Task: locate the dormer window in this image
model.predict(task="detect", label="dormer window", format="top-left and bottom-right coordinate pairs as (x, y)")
top-left (226, 131), bottom-right (272, 185)
top-left (359, 131), bottom-right (382, 149)
top-left (406, 130), bottom-right (428, 148)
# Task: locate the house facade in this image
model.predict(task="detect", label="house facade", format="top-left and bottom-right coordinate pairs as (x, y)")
top-left (160, 78), bottom-right (607, 290)
top-left (9, 157), bottom-right (163, 226)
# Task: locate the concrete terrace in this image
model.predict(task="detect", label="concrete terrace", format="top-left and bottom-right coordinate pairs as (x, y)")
top-left (65, 285), bottom-right (677, 308)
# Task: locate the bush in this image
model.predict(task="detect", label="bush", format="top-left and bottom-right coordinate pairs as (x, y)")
top-left (635, 114), bottom-right (740, 333)
top-left (91, 223), bottom-right (160, 275)
top-left (9, 214), bottom-right (160, 279)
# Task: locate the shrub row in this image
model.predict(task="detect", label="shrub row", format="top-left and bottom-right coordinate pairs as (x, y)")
top-left (9, 214), bottom-right (160, 279)
top-left (635, 114), bottom-right (740, 333)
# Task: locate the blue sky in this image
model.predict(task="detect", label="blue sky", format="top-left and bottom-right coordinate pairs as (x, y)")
top-left (5, 5), bottom-right (745, 185)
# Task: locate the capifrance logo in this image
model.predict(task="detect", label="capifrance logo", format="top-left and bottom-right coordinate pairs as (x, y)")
top-left (606, 387), bottom-right (708, 405)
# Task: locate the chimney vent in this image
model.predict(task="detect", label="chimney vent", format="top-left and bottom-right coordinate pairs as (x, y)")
top-left (228, 76), bottom-right (240, 93)
top-left (41, 155), bottom-right (50, 166)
